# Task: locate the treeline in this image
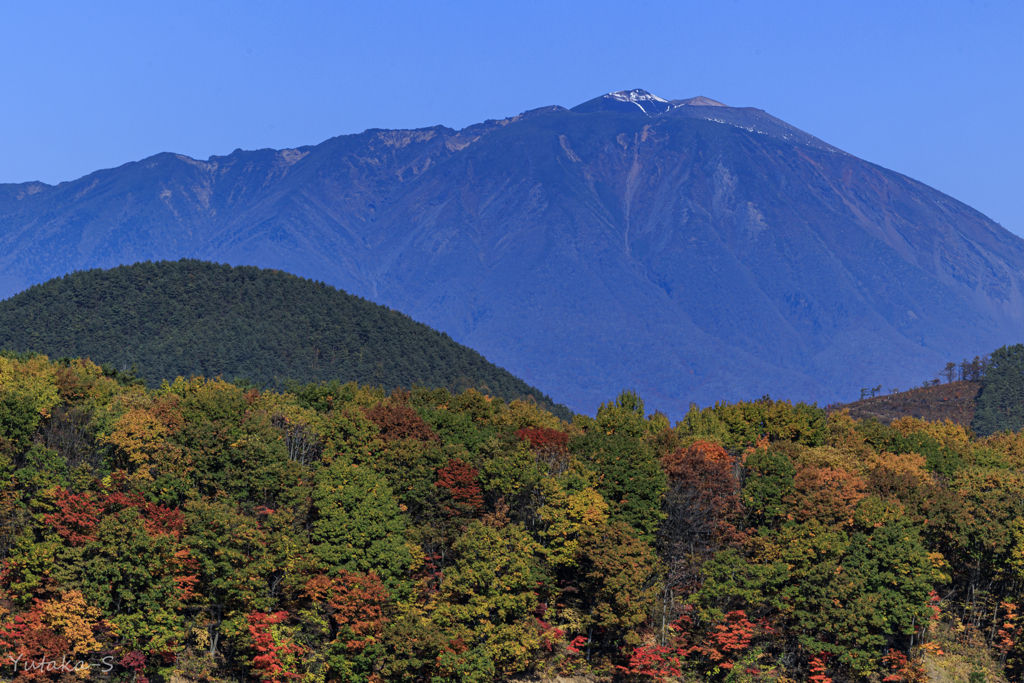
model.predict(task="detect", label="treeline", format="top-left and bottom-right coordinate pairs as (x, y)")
top-left (4, 353), bottom-right (1024, 682)
top-left (0, 260), bottom-right (571, 421)
top-left (940, 355), bottom-right (990, 384)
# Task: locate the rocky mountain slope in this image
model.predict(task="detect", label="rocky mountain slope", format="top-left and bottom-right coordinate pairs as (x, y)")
top-left (3, 89), bottom-right (1022, 416)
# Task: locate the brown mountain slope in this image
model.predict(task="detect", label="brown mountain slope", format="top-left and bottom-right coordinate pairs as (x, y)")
top-left (828, 380), bottom-right (981, 427)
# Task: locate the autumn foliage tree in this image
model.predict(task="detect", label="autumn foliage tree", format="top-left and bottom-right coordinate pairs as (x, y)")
top-left (301, 571), bottom-right (390, 683)
top-left (657, 441), bottom-right (744, 629)
top-left (1, 352), bottom-right (1023, 682)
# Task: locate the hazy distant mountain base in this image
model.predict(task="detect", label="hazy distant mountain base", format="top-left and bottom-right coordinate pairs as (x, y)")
top-left (0, 260), bottom-right (571, 420)
top-left (3, 89), bottom-right (1024, 416)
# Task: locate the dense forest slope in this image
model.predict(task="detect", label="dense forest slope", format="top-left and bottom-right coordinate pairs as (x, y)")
top-left (0, 354), bottom-right (1022, 682)
top-left (0, 260), bottom-right (569, 419)
top-left (2, 90), bottom-right (1024, 415)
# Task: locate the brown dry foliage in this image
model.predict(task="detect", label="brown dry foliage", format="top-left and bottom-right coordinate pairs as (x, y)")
top-left (659, 441), bottom-right (744, 595)
top-left (363, 403), bottom-right (440, 443)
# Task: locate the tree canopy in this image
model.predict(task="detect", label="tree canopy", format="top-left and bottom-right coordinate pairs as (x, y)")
top-left (0, 352), bottom-right (1021, 682)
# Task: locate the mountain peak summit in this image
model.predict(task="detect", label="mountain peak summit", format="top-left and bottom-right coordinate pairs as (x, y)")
top-left (671, 95), bottom-right (728, 107)
top-left (572, 89), bottom-right (674, 115)
top-left (568, 91), bottom-right (839, 152)
top-left (572, 90), bottom-right (730, 116)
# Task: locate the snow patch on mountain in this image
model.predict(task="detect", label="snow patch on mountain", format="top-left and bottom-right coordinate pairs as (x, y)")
top-left (606, 89), bottom-right (669, 104)
top-left (601, 89), bottom-right (672, 115)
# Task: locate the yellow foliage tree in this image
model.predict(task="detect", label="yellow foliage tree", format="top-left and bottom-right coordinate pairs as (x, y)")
top-left (488, 398), bottom-right (563, 432)
top-left (102, 407), bottom-right (188, 484)
top-left (40, 590), bottom-right (105, 656)
top-left (537, 479), bottom-right (610, 569)
top-left (0, 355), bottom-right (60, 418)
top-left (890, 417), bottom-right (971, 453)
top-left (977, 431), bottom-right (1024, 469)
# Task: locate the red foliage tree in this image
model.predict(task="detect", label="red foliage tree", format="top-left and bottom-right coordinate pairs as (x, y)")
top-left (435, 459), bottom-right (484, 519)
top-left (517, 427), bottom-right (570, 474)
top-left (785, 464), bottom-right (867, 528)
top-left (516, 428), bottom-right (569, 452)
top-left (881, 650), bottom-right (928, 683)
top-left (303, 571), bottom-right (389, 649)
top-left (702, 610), bottom-right (758, 669)
top-left (46, 488), bottom-right (187, 544)
top-left (42, 487), bottom-right (197, 604)
top-left (808, 654), bottom-right (833, 683)
top-left (0, 607), bottom-right (71, 682)
top-left (247, 612), bottom-right (305, 683)
top-left (43, 490), bottom-right (102, 546)
top-left (617, 610), bottom-right (769, 682)
top-left (658, 441), bottom-right (744, 602)
top-left (620, 644), bottom-right (685, 681)
top-left (120, 651), bottom-right (148, 683)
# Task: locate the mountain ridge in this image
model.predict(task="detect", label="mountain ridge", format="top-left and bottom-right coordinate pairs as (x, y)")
top-left (2, 91), bottom-right (1021, 417)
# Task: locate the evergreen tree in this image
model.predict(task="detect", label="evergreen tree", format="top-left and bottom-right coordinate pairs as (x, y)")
top-left (972, 344), bottom-right (1024, 436)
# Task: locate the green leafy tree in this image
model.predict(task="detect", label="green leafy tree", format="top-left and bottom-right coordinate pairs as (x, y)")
top-left (593, 389), bottom-right (651, 439)
top-left (569, 432), bottom-right (666, 539)
top-left (0, 355), bottom-right (61, 442)
top-left (928, 468), bottom-right (1024, 617)
top-left (574, 389), bottom-right (667, 439)
top-left (694, 513), bottom-right (935, 679)
top-left (676, 398), bottom-right (826, 452)
top-left (574, 520), bottom-right (662, 661)
top-left (8, 491), bottom-right (201, 679)
top-left (432, 520), bottom-right (541, 680)
top-left (535, 470), bottom-right (610, 570)
top-left (75, 506), bottom-right (196, 662)
top-left (311, 459), bottom-right (413, 591)
top-left (183, 498), bottom-right (279, 658)
top-left (778, 516), bottom-right (934, 672)
top-left (741, 447), bottom-right (795, 526)
top-left (475, 438), bottom-right (545, 516)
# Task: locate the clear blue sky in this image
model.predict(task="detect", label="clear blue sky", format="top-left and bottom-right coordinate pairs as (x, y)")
top-left (2, 1), bottom-right (1021, 235)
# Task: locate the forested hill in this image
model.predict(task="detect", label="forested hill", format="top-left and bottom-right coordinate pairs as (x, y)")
top-left (0, 260), bottom-right (570, 419)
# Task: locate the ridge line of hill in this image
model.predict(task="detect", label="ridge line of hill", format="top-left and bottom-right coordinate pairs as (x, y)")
top-left (0, 259), bottom-right (573, 421)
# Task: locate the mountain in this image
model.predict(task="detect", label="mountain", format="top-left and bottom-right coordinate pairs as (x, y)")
top-left (0, 260), bottom-right (571, 419)
top-left (2, 89), bottom-right (1023, 417)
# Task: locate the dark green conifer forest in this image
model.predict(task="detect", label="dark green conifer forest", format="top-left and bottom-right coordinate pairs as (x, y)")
top-left (0, 261), bottom-right (569, 421)
top-left (973, 344), bottom-right (1024, 437)
top-left (2, 350), bottom-right (1024, 683)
